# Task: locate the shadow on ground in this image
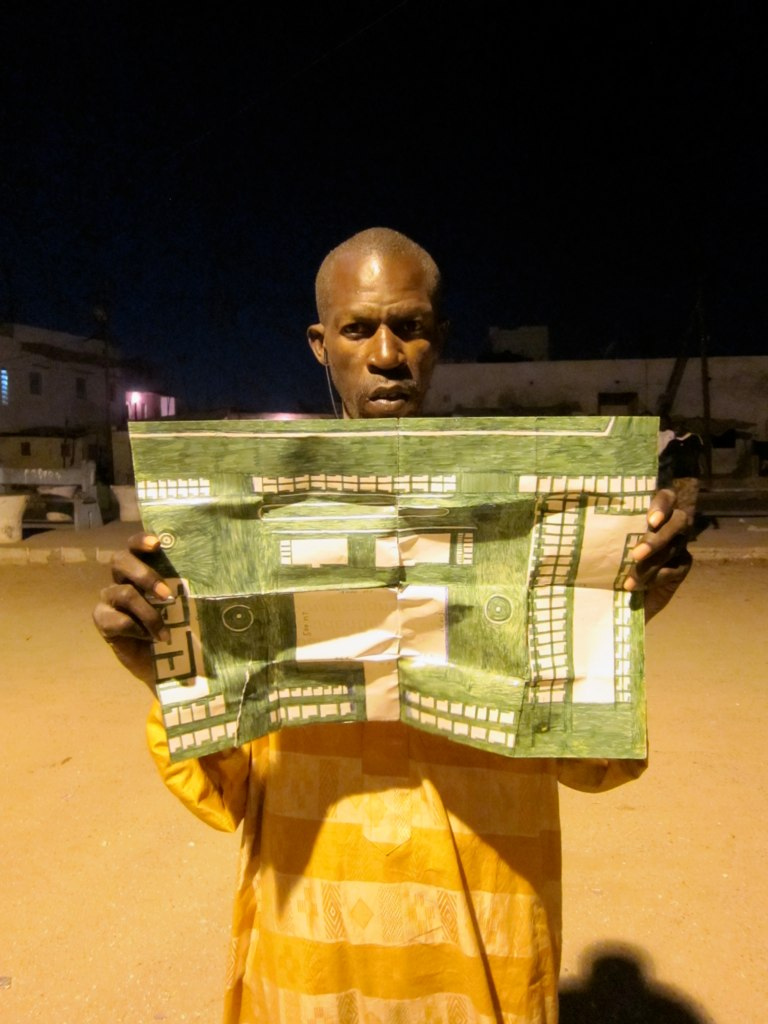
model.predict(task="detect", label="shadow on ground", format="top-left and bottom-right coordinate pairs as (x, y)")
top-left (559, 943), bottom-right (713, 1024)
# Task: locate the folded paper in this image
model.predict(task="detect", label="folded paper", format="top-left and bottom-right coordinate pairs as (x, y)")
top-left (129, 415), bottom-right (657, 762)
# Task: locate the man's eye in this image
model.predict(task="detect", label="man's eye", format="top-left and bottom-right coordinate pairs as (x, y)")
top-left (400, 320), bottom-right (423, 337)
top-left (341, 322), bottom-right (369, 338)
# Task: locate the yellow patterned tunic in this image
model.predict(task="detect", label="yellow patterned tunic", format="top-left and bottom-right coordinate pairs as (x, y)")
top-left (148, 704), bottom-right (643, 1023)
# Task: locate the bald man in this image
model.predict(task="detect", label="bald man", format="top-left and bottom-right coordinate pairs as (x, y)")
top-left (94, 227), bottom-right (690, 1023)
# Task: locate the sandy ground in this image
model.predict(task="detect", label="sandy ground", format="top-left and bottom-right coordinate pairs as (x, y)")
top-left (1, 557), bottom-right (766, 1024)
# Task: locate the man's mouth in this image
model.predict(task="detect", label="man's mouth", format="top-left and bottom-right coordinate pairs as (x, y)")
top-left (367, 385), bottom-right (417, 406)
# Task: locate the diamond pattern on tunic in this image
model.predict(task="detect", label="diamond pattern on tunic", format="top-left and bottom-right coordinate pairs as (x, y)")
top-left (350, 898), bottom-right (374, 931)
top-left (438, 889), bottom-right (460, 946)
top-left (321, 881), bottom-right (345, 940)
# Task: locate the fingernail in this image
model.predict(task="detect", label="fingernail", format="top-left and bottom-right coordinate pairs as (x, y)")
top-left (631, 542), bottom-right (652, 561)
top-left (648, 510), bottom-right (665, 528)
top-left (158, 628), bottom-right (171, 643)
top-left (153, 581), bottom-right (173, 600)
top-left (624, 576), bottom-right (637, 591)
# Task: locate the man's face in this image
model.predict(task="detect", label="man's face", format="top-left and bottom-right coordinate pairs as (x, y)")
top-left (307, 251), bottom-right (444, 419)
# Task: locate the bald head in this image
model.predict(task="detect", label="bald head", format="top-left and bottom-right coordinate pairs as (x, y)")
top-left (314, 227), bottom-right (442, 324)
top-left (307, 227), bottom-right (445, 419)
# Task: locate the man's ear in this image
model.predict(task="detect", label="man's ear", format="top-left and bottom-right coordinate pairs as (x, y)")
top-left (307, 324), bottom-right (327, 365)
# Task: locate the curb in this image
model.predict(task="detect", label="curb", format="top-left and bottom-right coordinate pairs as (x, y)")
top-left (0, 545), bottom-right (118, 566)
top-left (691, 547), bottom-right (768, 563)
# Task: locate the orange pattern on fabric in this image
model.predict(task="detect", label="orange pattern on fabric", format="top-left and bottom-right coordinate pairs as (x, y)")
top-left (148, 704), bottom-right (643, 1023)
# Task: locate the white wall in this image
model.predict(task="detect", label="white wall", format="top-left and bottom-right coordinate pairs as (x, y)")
top-left (0, 325), bottom-right (120, 433)
top-left (0, 324), bottom-right (171, 436)
top-left (0, 434), bottom-right (93, 470)
top-left (424, 356), bottom-right (768, 438)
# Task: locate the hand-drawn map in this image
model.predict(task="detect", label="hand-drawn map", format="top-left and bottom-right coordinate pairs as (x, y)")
top-left (129, 416), bottom-right (658, 763)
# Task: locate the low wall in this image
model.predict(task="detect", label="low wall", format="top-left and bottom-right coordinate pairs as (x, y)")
top-left (424, 356), bottom-right (768, 439)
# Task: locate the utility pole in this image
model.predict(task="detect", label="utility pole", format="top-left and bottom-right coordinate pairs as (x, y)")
top-left (658, 281), bottom-right (713, 486)
top-left (693, 287), bottom-right (713, 483)
top-left (92, 303), bottom-right (115, 484)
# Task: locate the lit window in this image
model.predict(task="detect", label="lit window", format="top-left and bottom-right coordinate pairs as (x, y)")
top-left (29, 371), bottom-right (42, 395)
top-left (1, 368), bottom-right (8, 405)
top-left (127, 390), bottom-right (150, 420)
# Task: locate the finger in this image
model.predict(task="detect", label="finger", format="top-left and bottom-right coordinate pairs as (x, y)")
top-left (630, 506), bottom-right (688, 564)
top-left (625, 541), bottom-right (692, 591)
top-left (94, 598), bottom-right (166, 643)
top-left (110, 548), bottom-right (173, 601)
top-left (127, 531), bottom-right (163, 553)
top-left (95, 583), bottom-right (171, 642)
top-left (646, 487), bottom-right (677, 529)
top-left (93, 603), bottom-right (157, 642)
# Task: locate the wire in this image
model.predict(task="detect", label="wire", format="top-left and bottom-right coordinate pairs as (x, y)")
top-left (325, 364), bottom-right (339, 419)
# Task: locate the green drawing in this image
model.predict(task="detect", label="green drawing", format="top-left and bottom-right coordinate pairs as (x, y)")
top-left (129, 415), bottom-right (657, 762)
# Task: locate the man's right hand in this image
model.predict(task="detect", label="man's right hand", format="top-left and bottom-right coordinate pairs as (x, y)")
top-left (92, 532), bottom-right (174, 689)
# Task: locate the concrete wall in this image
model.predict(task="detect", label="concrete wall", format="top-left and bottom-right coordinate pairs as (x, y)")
top-left (0, 434), bottom-right (93, 470)
top-left (0, 324), bottom-right (120, 433)
top-left (0, 323), bottom-right (171, 435)
top-left (424, 355), bottom-right (768, 438)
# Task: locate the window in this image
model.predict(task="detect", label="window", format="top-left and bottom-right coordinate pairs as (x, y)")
top-left (1, 367), bottom-right (8, 405)
top-left (29, 371), bottom-right (42, 395)
top-left (21, 441), bottom-right (31, 456)
top-left (75, 377), bottom-right (87, 400)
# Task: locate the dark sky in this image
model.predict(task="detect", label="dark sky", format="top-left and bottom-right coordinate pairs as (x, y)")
top-left (2, 1), bottom-right (766, 413)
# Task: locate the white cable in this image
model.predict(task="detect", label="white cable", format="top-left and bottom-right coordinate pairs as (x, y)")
top-left (325, 362), bottom-right (341, 419)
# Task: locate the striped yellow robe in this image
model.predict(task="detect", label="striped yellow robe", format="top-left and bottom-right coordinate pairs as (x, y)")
top-left (148, 704), bottom-right (644, 1024)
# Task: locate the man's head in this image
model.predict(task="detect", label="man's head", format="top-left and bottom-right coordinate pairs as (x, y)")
top-left (307, 227), bottom-right (446, 419)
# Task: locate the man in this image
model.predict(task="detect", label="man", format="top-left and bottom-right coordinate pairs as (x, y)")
top-left (307, 226), bottom-right (444, 419)
top-left (93, 227), bottom-right (690, 1023)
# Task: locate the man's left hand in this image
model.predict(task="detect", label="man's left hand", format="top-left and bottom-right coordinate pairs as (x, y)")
top-left (624, 487), bottom-right (692, 622)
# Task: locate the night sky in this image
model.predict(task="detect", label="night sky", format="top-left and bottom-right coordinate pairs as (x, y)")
top-left (2, 2), bottom-right (766, 413)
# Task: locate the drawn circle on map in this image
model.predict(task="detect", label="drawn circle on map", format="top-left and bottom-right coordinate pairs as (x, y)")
top-left (484, 594), bottom-right (513, 623)
top-left (158, 532), bottom-right (176, 550)
top-left (222, 604), bottom-right (254, 632)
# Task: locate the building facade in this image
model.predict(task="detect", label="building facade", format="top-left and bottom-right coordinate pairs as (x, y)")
top-left (424, 355), bottom-right (768, 440)
top-left (0, 323), bottom-right (175, 479)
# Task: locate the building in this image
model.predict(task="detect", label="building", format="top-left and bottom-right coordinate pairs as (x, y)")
top-left (0, 323), bottom-right (176, 480)
top-left (423, 354), bottom-right (768, 476)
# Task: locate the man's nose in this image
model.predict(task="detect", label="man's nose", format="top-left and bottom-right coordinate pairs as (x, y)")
top-left (367, 324), bottom-right (404, 369)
